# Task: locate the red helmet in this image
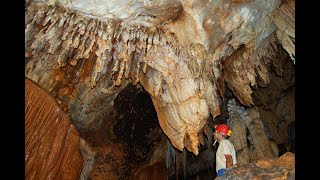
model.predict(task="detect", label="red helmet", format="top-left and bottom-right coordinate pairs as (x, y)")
top-left (215, 124), bottom-right (232, 137)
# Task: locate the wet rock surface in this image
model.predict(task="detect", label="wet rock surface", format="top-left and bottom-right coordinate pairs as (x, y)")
top-left (25, 78), bottom-right (83, 179)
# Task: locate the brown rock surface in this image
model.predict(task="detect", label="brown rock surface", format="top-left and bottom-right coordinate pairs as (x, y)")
top-left (218, 152), bottom-right (295, 179)
top-left (25, 78), bottom-right (83, 179)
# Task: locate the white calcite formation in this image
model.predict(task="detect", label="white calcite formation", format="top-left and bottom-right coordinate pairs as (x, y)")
top-left (25, 0), bottom-right (295, 155)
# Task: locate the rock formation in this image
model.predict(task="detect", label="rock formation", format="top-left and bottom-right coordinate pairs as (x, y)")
top-left (25, 0), bottom-right (295, 178)
top-left (228, 98), bottom-right (279, 163)
top-left (25, 78), bottom-right (83, 179)
top-left (25, 0), bottom-right (295, 156)
top-left (218, 152), bottom-right (295, 180)
top-left (79, 138), bottom-right (96, 180)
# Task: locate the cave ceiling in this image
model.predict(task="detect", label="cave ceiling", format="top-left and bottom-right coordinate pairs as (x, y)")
top-left (25, 0), bottom-right (295, 155)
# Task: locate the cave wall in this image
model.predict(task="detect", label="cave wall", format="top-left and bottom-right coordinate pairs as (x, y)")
top-left (252, 48), bottom-right (295, 146)
top-left (25, 48), bottom-right (130, 132)
top-left (25, 78), bottom-right (83, 179)
top-left (226, 46), bottom-right (295, 163)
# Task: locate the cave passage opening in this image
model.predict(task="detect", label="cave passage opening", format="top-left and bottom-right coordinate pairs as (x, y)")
top-left (113, 83), bottom-right (163, 171)
top-left (80, 82), bottom-right (167, 179)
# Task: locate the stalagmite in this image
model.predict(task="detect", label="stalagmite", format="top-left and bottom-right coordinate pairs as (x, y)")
top-left (227, 98), bottom-right (278, 163)
top-left (228, 114), bottom-right (249, 164)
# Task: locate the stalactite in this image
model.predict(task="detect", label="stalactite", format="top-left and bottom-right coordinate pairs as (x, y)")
top-left (84, 22), bottom-right (98, 59)
top-left (61, 14), bottom-right (75, 40)
top-left (272, 0), bottom-right (295, 63)
top-left (147, 35), bottom-right (153, 55)
top-left (116, 60), bottom-right (126, 86)
top-left (131, 50), bottom-right (142, 85)
top-left (91, 52), bottom-right (110, 88)
top-left (124, 52), bottom-right (132, 79)
top-left (142, 55), bottom-right (148, 73)
top-left (26, 2), bottom-right (183, 92)
top-left (111, 50), bottom-right (120, 74)
top-left (25, 0), bottom-right (294, 157)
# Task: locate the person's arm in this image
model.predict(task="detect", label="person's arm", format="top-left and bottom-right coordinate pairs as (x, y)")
top-left (225, 154), bottom-right (233, 169)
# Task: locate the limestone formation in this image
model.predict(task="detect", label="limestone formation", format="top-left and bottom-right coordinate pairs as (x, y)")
top-left (25, 78), bottom-right (83, 179)
top-left (227, 98), bottom-right (278, 163)
top-left (272, 0), bottom-right (295, 63)
top-left (25, 0), bottom-right (295, 156)
top-left (218, 152), bottom-right (295, 180)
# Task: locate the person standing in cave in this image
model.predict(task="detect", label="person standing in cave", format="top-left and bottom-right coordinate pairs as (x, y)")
top-left (213, 124), bottom-right (237, 178)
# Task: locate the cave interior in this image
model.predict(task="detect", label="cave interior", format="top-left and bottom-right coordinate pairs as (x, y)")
top-left (25, 0), bottom-right (295, 179)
